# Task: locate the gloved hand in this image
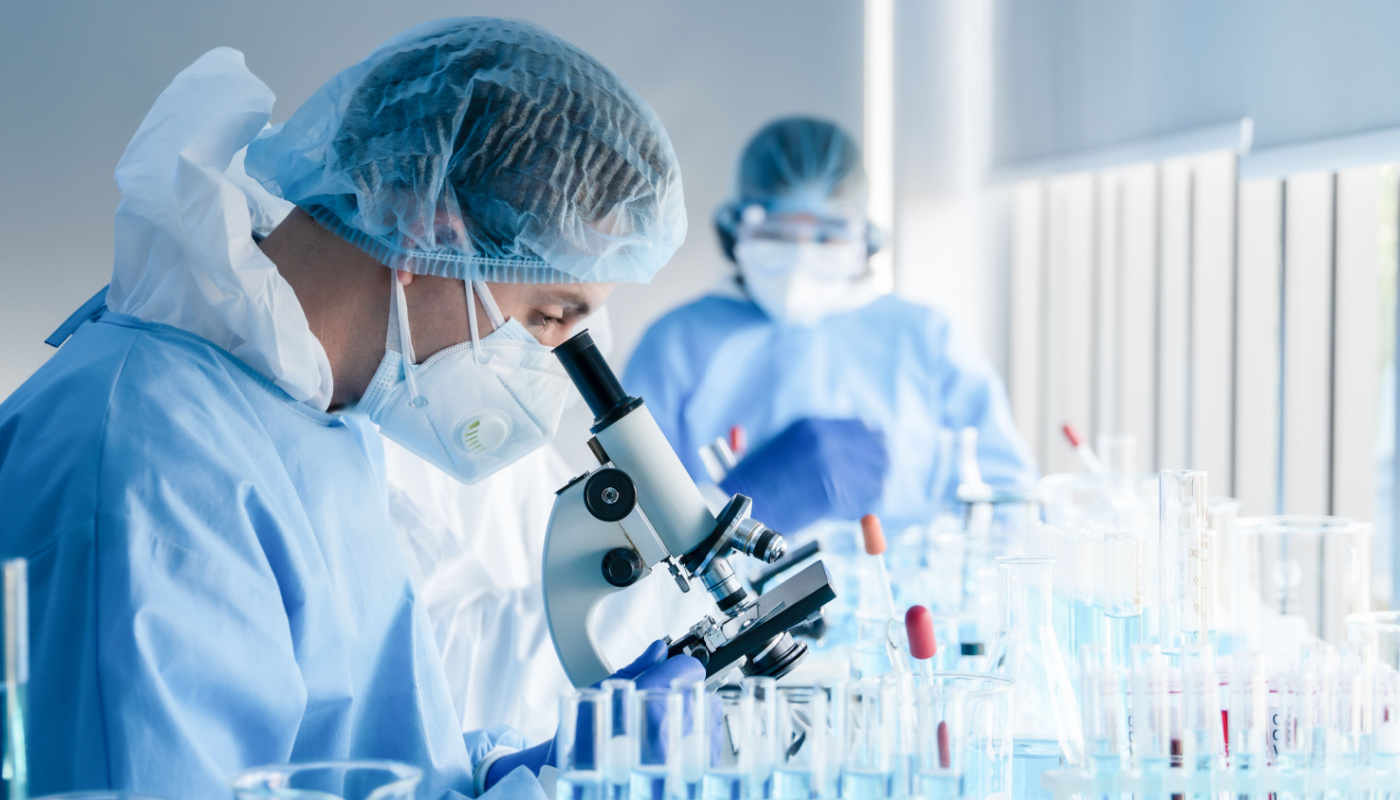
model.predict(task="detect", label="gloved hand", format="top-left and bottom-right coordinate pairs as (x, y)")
top-left (484, 641), bottom-right (704, 789)
top-left (719, 417), bottom-right (888, 534)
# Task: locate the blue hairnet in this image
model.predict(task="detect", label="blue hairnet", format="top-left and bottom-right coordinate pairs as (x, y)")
top-left (245, 17), bottom-right (686, 284)
top-left (714, 117), bottom-right (875, 261)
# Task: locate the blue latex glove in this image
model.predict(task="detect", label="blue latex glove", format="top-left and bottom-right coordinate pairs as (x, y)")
top-left (484, 641), bottom-right (704, 789)
top-left (720, 417), bottom-right (888, 534)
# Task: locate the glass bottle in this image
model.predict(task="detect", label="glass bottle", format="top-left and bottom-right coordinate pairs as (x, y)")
top-left (987, 557), bottom-right (1085, 798)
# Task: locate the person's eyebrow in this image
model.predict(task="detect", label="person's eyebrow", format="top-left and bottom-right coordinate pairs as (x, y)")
top-left (538, 289), bottom-right (593, 317)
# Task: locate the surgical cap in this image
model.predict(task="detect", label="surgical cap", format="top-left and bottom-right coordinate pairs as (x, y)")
top-left (714, 117), bottom-right (877, 262)
top-left (245, 17), bottom-right (686, 284)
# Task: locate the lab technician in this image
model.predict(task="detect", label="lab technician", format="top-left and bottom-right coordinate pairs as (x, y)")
top-left (625, 117), bottom-right (1037, 535)
top-left (0, 18), bottom-right (700, 800)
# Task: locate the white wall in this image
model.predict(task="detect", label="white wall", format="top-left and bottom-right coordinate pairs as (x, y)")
top-left (0, 0), bottom-right (864, 416)
top-left (993, 0), bottom-right (1400, 166)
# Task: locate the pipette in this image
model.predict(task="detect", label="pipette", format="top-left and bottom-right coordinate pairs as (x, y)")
top-left (904, 605), bottom-right (949, 769)
top-left (1061, 423), bottom-right (1105, 475)
top-left (862, 514), bottom-right (908, 676)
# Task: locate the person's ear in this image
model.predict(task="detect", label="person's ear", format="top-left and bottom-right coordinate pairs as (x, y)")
top-left (397, 269), bottom-right (414, 286)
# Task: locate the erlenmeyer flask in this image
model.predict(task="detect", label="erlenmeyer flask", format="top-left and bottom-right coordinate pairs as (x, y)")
top-left (986, 557), bottom-right (1084, 798)
top-left (230, 761), bottom-right (422, 800)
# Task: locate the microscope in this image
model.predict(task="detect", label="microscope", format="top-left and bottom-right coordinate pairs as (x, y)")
top-left (543, 331), bottom-right (837, 688)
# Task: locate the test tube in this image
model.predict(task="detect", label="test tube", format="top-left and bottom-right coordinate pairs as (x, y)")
top-left (632, 687), bottom-right (681, 800)
top-left (1179, 642), bottom-right (1223, 776)
top-left (1207, 498), bottom-right (1241, 645)
top-left (840, 676), bottom-right (898, 799)
top-left (559, 688), bottom-right (609, 800)
top-left (672, 681), bottom-right (706, 800)
top-left (1078, 644), bottom-right (1127, 777)
top-left (1228, 652), bottom-right (1270, 774)
top-left (3, 559), bottom-right (25, 800)
top-left (702, 686), bottom-right (761, 800)
top-left (1158, 470), bottom-right (1213, 655)
top-left (742, 676), bottom-right (777, 799)
top-left (1373, 664), bottom-right (1400, 767)
top-left (772, 686), bottom-right (830, 800)
top-left (602, 679), bottom-right (636, 800)
top-left (1102, 531), bottom-right (1145, 668)
top-left (1130, 645), bottom-right (1171, 774)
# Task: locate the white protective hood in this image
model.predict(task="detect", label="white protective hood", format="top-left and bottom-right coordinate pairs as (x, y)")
top-left (107, 47), bottom-right (333, 410)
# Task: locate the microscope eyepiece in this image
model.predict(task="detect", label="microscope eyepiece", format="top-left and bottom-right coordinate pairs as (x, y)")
top-left (553, 330), bottom-right (643, 432)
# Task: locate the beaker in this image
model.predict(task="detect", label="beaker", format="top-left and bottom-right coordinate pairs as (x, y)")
top-left (909, 673), bottom-right (1015, 800)
top-left (3, 560), bottom-right (26, 800)
top-left (229, 761), bottom-right (422, 800)
top-left (1347, 610), bottom-right (1400, 670)
top-left (986, 557), bottom-right (1085, 793)
top-left (1235, 516), bottom-right (1373, 643)
top-left (1158, 470), bottom-right (1213, 655)
top-left (558, 688), bottom-right (610, 800)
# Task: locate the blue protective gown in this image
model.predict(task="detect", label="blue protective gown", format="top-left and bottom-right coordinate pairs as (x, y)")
top-left (623, 291), bottom-right (1038, 529)
top-left (0, 310), bottom-right (531, 799)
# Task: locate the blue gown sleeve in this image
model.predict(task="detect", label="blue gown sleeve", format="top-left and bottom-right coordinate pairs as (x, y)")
top-left (929, 316), bottom-right (1039, 507)
top-left (623, 313), bottom-right (706, 481)
top-left (95, 473), bottom-right (310, 797)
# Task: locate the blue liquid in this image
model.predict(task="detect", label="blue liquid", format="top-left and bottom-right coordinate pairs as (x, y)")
top-left (1011, 740), bottom-right (1065, 800)
top-left (629, 768), bottom-right (667, 800)
top-left (559, 771), bottom-right (605, 800)
top-left (1072, 601), bottom-right (1103, 653)
top-left (771, 768), bottom-right (814, 800)
top-left (701, 770), bottom-right (745, 800)
top-left (916, 771), bottom-right (963, 799)
top-left (839, 767), bottom-right (892, 800)
top-left (1104, 612), bottom-right (1141, 668)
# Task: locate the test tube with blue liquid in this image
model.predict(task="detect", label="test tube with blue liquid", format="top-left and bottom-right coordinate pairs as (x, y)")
top-left (1077, 643), bottom-right (1127, 795)
top-left (559, 687), bottom-right (609, 800)
top-left (1101, 531), bottom-right (1144, 669)
top-left (2, 560), bottom-right (25, 800)
top-left (630, 687), bottom-right (679, 800)
top-left (839, 677), bottom-right (897, 800)
top-left (602, 679), bottom-right (635, 800)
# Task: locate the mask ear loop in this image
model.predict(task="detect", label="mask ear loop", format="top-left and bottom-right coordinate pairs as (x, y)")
top-left (464, 279), bottom-right (507, 365)
top-left (391, 271), bottom-right (423, 406)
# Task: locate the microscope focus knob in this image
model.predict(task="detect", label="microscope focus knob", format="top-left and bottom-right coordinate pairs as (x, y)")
top-left (602, 547), bottom-right (646, 587)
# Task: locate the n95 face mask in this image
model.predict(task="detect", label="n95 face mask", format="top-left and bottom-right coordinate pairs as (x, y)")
top-left (735, 239), bottom-right (878, 327)
top-left (355, 276), bottom-right (568, 485)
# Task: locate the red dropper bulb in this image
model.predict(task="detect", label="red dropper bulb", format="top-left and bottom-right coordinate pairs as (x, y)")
top-left (905, 604), bottom-right (938, 660)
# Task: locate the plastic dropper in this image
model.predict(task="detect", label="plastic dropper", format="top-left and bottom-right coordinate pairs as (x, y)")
top-left (1061, 423), bottom-right (1106, 475)
top-left (862, 514), bottom-right (898, 620)
top-left (905, 605), bottom-right (948, 768)
top-left (862, 514), bottom-right (908, 676)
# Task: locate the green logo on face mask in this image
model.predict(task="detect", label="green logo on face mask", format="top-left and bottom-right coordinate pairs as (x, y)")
top-left (456, 413), bottom-right (511, 455)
